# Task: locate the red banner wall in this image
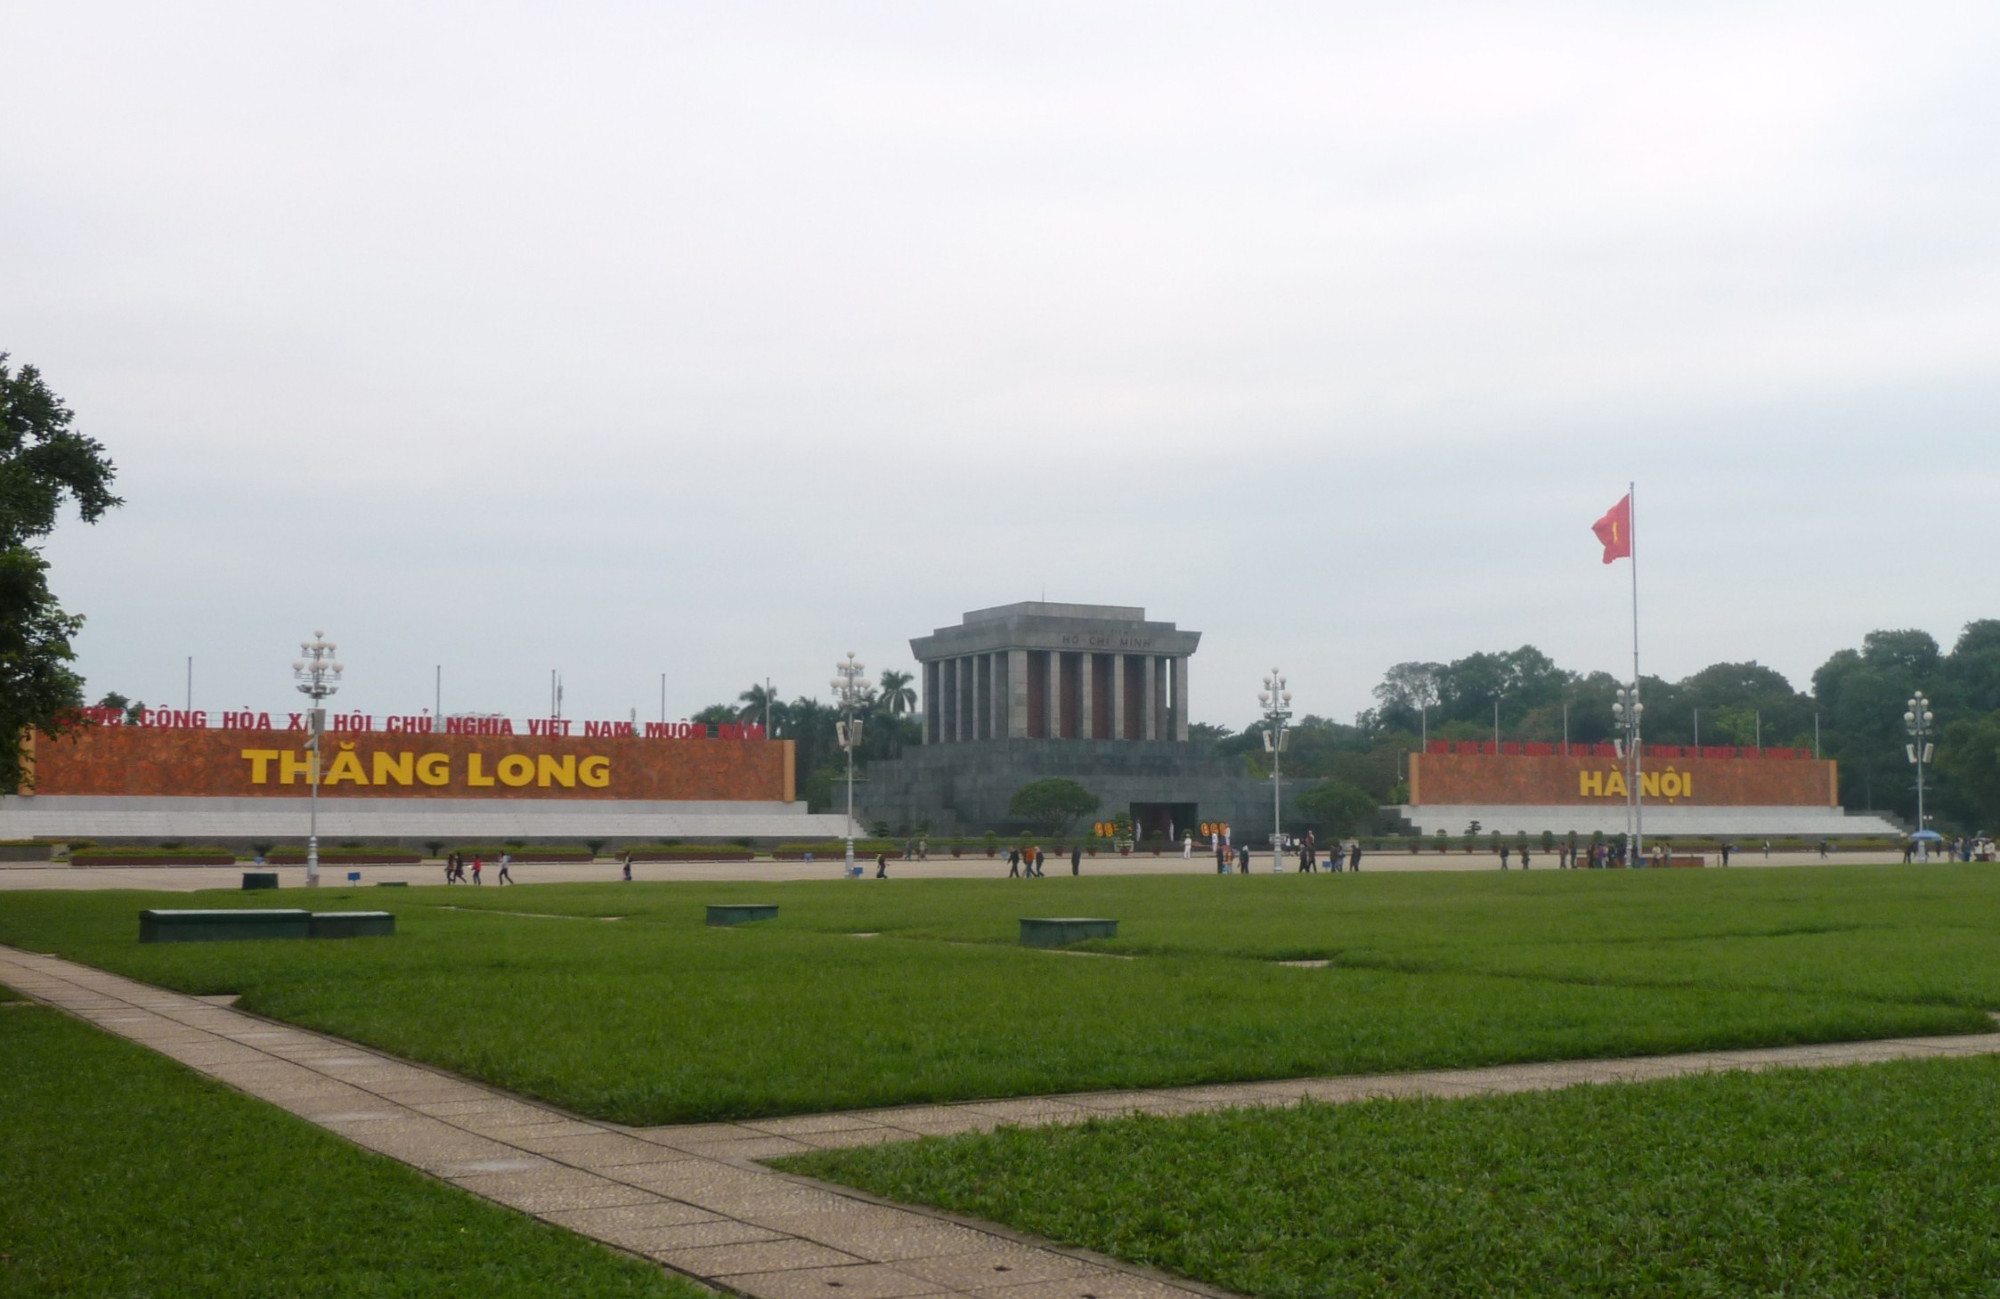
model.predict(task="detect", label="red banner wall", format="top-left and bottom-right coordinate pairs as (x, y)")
top-left (25, 726), bottom-right (795, 803)
top-left (1409, 751), bottom-right (1837, 807)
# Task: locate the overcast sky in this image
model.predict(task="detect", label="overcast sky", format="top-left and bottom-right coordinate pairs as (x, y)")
top-left (5, 1), bottom-right (1997, 731)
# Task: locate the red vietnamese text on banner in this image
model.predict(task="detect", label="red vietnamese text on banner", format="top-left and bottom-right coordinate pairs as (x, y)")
top-left (1592, 494), bottom-right (1632, 564)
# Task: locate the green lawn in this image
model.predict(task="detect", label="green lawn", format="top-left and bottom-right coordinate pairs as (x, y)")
top-left (0, 867), bottom-right (1994, 1123)
top-left (0, 996), bottom-right (702, 1298)
top-left (782, 1054), bottom-right (2000, 1298)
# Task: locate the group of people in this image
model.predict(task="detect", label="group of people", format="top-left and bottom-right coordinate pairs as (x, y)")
top-left (1005, 845), bottom-right (1081, 876)
top-left (1499, 841), bottom-right (1621, 869)
top-left (1195, 833), bottom-right (1362, 873)
top-left (443, 851), bottom-right (512, 885)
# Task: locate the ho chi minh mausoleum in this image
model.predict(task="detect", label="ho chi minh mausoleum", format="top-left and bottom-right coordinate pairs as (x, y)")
top-left (861, 602), bottom-right (1295, 838)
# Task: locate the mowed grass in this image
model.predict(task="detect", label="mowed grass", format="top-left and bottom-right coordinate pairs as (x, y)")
top-left (0, 996), bottom-right (701, 1298)
top-left (0, 867), bottom-right (1995, 1123)
top-left (782, 1054), bottom-right (2000, 1299)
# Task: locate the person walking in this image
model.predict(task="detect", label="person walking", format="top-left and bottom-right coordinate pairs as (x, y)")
top-left (1007, 848), bottom-right (1021, 878)
top-left (1348, 840), bottom-right (1362, 872)
top-left (1237, 843), bottom-right (1251, 875)
top-left (1520, 844), bottom-right (1531, 870)
top-left (470, 854), bottom-right (483, 886)
top-left (496, 853), bottom-right (513, 885)
top-left (1500, 843), bottom-right (1510, 870)
top-left (621, 852), bottom-right (633, 881)
top-left (1182, 832), bottom-right (1193, 860)
top-left (875, 851), bottom-right (888, 878)
top-left (1070, 845), bottom-right (1081, 875)
top-left (1215, 841), bottom-right (1228, 874)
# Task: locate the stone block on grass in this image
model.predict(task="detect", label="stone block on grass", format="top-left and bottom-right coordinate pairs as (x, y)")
top-left (706, 904), bottom-right (779, 926)
top-left (1019, 917), bottom-right (1119, 947)
top-left (308, 911), bottom-right (396, 939)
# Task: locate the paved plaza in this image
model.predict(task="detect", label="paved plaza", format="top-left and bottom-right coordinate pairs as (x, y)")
top-left (0, 848), bottom-right (1918, 893)
top-left (4, 940), bottom-right (1995, 1298)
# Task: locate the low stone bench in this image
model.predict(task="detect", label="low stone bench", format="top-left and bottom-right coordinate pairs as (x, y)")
top-left (241, 872), bottom-right (279, 890)
top-left (308, 911), bottom-right (395, 939)
top-left (139, 909), bottom-right (396, 943)
top-left (706, 903), bottom-right (779, 926)
top-left (1020, 917), bottom-right (1119, 948)
top-left (140, 909), bottom-right (311, 944)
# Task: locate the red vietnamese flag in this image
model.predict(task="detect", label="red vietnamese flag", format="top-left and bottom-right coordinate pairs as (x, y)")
top-left (1592, 494), bottom-right (1632, 564)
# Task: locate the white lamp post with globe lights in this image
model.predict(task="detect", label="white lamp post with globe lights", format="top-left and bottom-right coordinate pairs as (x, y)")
top-left (292, 632), bottom-right (343, 887)
top-left (1259, 669), bottom-right (1291, 872)
top-left (831, 652), bottom-right (871, 876)
top-left (1613, 682), bottom-right (1644, 866)
top-left (1905, 693), bottom-right (1934, 859)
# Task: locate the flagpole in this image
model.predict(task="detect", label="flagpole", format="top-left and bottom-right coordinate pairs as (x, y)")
top-left (1629, 480), bottom-right (1643, 866)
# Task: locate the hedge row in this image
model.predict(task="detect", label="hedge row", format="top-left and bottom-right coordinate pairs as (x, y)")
top-left (72, 850), bottom-right (235, 866)
top-left (263, 851), bottom-right (421, 865)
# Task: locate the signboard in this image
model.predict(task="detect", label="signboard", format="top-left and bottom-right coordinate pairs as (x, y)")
top-left (1408, 751), bottom-right (1837, 808)
top-left (25, 725), bottom-right (795, 802)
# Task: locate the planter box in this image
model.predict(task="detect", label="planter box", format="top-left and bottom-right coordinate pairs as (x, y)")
top-left (1019, 917), bottom-right (1119, 948)
top-left (266, 853), bottom-right (420, 866)
top-left (308, 911), bottom-right (396, 939)
top-left (0, 844), bottom-right (54, 862)
top-left (241, 872), bottom-right (279, 891)
top-left (140, 909), bottom-right (310, 943)
top-left (707, 903), bottom-right (779, 926)
top-left (78, 854), bottom-right (236, 867)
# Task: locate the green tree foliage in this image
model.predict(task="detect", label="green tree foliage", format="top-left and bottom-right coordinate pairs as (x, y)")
top-left (1294, 779), bottom-right (1377, 838)
top-left (0, 356), bottom-right (121, 789)
top-left (876, 670), bottom-right (917, 717)
top-left (1938, 712), bottom-right (2000, 833)
top-left (1007, 777), bottom-right (1100, 836)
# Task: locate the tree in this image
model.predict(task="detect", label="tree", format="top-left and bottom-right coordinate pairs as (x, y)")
top-left (876, 670), bottom-right (916, 717)
top-left (96, 691), bottom-right (144, 724)
top-left (0, 356), bottom-right (121, 788)
top-left (1008, 777), bottom-right (1100, 837)
top-left (1937, 711), bottom-right (2000, 833)
top-left (736, 682), bottom-right (778, 725)
top-left (1294, 779), bottom-right (1377, 838)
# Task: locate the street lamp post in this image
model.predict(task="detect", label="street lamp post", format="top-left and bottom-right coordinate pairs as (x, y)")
top-left (291, 632), bottom-right (343, 888)
top-left (1905, 693), bottom-right (1934, 859)
top-left (1259, 669), bottom-right (1292, 873)
top-left (831, 652), bottom-right (872, 876)
top-left (1613, 682), bottom-right (1644, 866)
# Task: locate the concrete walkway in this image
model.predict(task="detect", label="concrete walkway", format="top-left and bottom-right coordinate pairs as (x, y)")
top-left (5, 944), bottom-right (1999, 1299)
top-left (0, 848), bottom-right (1920, 891)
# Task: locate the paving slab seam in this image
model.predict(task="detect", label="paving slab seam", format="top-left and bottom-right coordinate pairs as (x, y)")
top-left (9, 941), bottom-right (2000, 1299)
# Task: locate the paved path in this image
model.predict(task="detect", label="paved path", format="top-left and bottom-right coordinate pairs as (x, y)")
top-left (6, 944), bottom-right (1999, 1299)
top-left (0, 849), bottom-right (1916, 891)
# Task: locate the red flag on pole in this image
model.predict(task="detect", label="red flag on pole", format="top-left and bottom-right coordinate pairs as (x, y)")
top-left (1592, 494), bottom-right (1632, 564)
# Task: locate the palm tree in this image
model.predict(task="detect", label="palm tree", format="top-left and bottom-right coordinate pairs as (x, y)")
top-left (738, 681), bottom-right (777, 727)
top-left (877, 669), bottom-right (917, 717)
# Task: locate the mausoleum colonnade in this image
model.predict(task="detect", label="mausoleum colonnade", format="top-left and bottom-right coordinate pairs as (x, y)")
top-left (923, 650), bottom-right (1189, 744)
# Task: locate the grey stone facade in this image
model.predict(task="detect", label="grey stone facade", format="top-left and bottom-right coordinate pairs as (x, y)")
top-left (861, 603), bottom-right (1303, 839)
top-left (912, 602), bottom-right (1201, 745)
top-left (858, 737), bottom-right (1304, 840)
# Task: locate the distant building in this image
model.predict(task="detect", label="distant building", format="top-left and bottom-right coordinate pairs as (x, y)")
top-left (864, 602), bottom-right (1292, 839)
